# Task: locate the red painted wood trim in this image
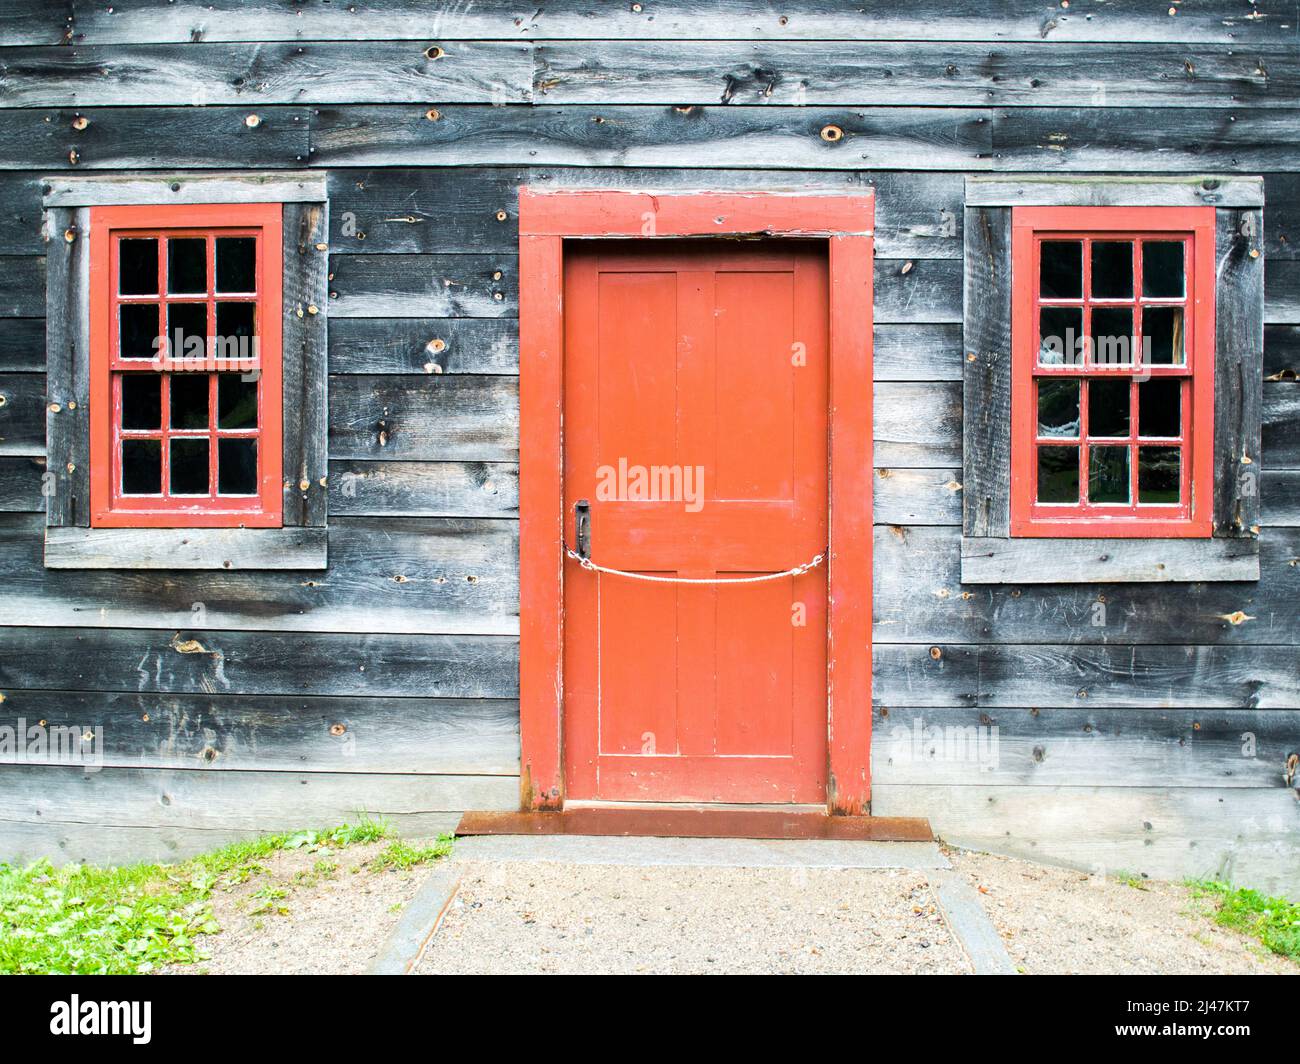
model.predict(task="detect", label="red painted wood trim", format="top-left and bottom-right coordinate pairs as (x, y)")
top-left (1010, 205), bottom-right (1215, 538)
top-left (88, 202), bottom-right (283, 528)
top-left (517, 189), bottom-right (875, 816)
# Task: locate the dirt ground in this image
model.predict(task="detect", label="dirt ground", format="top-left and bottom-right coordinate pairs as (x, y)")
top-left (165, 841), bottom-right (1298, 975)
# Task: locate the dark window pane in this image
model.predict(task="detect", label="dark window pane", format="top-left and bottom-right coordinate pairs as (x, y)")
top-left (166, 303), bottom-right (207, 361)
top-left (1142, 241), bottom-right (1184, 298)
top-left (218, 373), bottom-right (258, 429)
top-left (216, 237), bottom-right (257, 293)
top-left (215, 302), bottom-right (257, 360)
top-left (1089, 446), bottom-right (1130, 504)
top-left (170, 438), bottom-right (210, 495)
top-left (170, 373), bottom-right (210, 429)
top-left (1037, 379), bottom-right (1079, 438)
top-left (1138, 447), bottom-right (1181, 504)
top-left (121, 439), bottom-right (161, 495)
top-left (1143, 306), bottom-right (1184, 365)
top-left (1138, 379), bottom-right (1182, 438)
top-left (119, 303), bottom-right (159, 359)
top-left (1040, 241), bottom-right (1082, 299)
top-left (1088, 378), bottom-right (1130, 437)
top-left (1039, 306), bottom-right (1083, 365)
top-left (167, 237), bottom-right (207, 294)
top-left (1091, 307), bottom-right (1134, 366)
top-left (1037, 446), bottom-right (1079, 504)
top-left (1090, 241), bottom-right (1134, 299)
top-left (218, 439), bottom-right (258, 495)
top-left (119, 239), bottom-right (158, 295)
top-left (121, 373), bottom-right (161, 430)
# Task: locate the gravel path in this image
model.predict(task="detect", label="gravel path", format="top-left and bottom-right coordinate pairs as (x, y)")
top-left (417, 862), bottom-right (967, 974)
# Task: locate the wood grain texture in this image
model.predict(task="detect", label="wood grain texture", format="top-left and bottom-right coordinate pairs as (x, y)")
top-left (328, 317), bottom-right (517, 374)
top-left (0, 689), bottom-right (519, 774)
top-left (961, 535), bottom-right (1260, 583)
top-left (328, 253), bottom-right (516, 318)
top-left (329, 460), bottom-right (518, 518)
top-left (966, 174), bottom-right (1266, 207)
top-left (42, 170), bottom-right (327, 206)
top-left (41, 210), bottom-right (88, 526)
top-left (0, 454), bottom-right (44, 512)
top-left (0, 255), bottom-right (44, 316)
top-left (44, 526), bottom-right (328, 570)
top-left (1213, 207), bottom-right (1266, 536)
top-left (0, 318), bottom-right (43, 371)
top-left (0, 372), bottom-right (47, 456)
top-left (961, 207), bottom-right (1012, 536)
top-left (4, 0), bottom-right (1293, 44)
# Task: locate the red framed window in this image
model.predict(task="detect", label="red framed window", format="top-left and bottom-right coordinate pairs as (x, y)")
top-left (88, 204), bottom-right (283, 528)
top-left (1010, 206), bottom-right (1215, 538)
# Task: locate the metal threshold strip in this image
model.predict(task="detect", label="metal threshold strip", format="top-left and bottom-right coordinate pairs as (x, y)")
top-left (455, 807), bottom-right (932, 842)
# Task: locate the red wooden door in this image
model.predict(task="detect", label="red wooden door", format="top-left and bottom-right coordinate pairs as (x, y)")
top-left (562, 241), bottom-right (829, 803)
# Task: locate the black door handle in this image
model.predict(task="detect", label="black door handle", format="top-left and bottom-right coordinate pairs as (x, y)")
top-left (574, 499), bottom-right (591, 560)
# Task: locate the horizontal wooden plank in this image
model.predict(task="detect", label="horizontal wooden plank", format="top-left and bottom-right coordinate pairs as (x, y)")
top-left (0, 371), bottom-right (45, 455)
top-left (1266, 325), bottom-right (1299, 379)
top-left (1262, 469), bottom-right (1300, 525)
top-left (0, 454), bottom-right (43, 511)
top-left (4, 1), bottom-right (1292, 44)
top-left (0, 689), bottom-right (519, 775)
top-left (872, 642), bottom-right (1300, 708)
top-left (875, 524), bottom-right (1300, 645)
top-left (871, 784), bottom-right (1300, 900)
top-left (0, 42), bottom-right (532, 108)
top-left (308, 105), bottom-right (994, 171)
top-left (873, 324), bottom-right (963, 381)
top-left (329, 374), bottom-right (518, 462)
top-left (0, 317), bottom-right (43, 370)
top-left (535, 43), bottom-right (1297, 108)
top-left (873, 706), bottom-right (1300, 788)
top-left (873, 381), bottom-right (961, 466)
top-left (961, 536), bottom-right (1260, 584)
top-left (330, 460), bottom-right (518, 518)
top-left (44, 525), bottom-right (329, 570)
top-left (967, 173), bottom-right (1266, 207)
top-left (0, 173), bottom-right (42, 255)
top-left (328, 254), bottom-right (516, 318)
top-left (0, 764), bottom-right (515, 864)
top-left (1264, 258), bottom-right (1300, 323)
top-left (1262, 380), bottom-right (1300, 466)
top-left (0, 256), bottom-right (43, 316)
top-left (328, 317), bottom-right (517, 374)
top-left (0, 625), bottom-right (519, 698)
top-left (0, 513), bottom-right (519, 635)
top-left (42, 169), bottom-right (327, 206)
top-left (874, 258), bottom-right (962, 323)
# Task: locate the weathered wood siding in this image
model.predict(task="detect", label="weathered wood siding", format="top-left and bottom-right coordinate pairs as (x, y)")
top-left (0, 0), bottom-right (1296, 892)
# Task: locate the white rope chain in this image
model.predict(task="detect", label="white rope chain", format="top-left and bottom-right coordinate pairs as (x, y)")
top-left (563, 546), bottom-right (827, 584)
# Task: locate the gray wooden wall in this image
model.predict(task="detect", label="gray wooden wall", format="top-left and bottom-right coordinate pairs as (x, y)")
top-left (0, 1), bottom-right (1296, 891)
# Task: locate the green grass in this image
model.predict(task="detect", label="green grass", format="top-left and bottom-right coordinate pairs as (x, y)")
top-left (0, 817), bottom-right (448, 975)
top-left (1189, 881), bottom-right (1300, 961)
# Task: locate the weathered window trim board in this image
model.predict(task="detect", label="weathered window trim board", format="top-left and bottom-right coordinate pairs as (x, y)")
top-left (42, 173), bottom-right (330, 568)
top-left (41, 171), bottom-right (328, 207)
top-left (43, 525), bottom-right (327, 570)
top-left (961, 175), bottom-right (1264, 585)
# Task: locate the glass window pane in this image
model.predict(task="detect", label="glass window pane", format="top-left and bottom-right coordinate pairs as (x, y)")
top-left (121, 439), bottom-right (161, 495)
top-left (1037, 379), bottom-right (1079, 437)
top-left (216, 237), bottom-right (257, 293)
top-left (1138, 379), bottom-right (1182, 438)
top-left (166, 303), bottom-right (207, 361)
top-left (167, 238), bottom-right (207, 294)
top-left (170, 438), bottom-right (210, 495)
top-left (1040, 241), bottom-right (1082, 299)
top-left (215, 302), bottom-right (257, 360)
top-left (1087, 378), bottom-right (1130, 437)
top-left (1090, 241), bottom-right (1134, 299)
top-left (170, 374), bottom-right (210, 429)
top-left (119, 303), bottom-right (159, 359)
top-left (218, 439), bottom-right (258, 495)
top-left (1037, 446), bottom-right (1079, 504)
top-left (1143, 306), bottom-right (1184, 365)
top-left (121, 373), bottom-right (162, 430)
top-left (1039, 306), bottom-right (1083, 366)
top-left (1138, 447), bottom-right (1181, 503)
top-left (119, 239), bottom-right (158, 296)
top-left (1091, 307), bottom-right (1134, 366)
top-left (1089, 445), bottom-right (1130, 504)
top-left (218, 373), bottom-right (258, 429)
top-left (1142, 241), bottom-right (1185, 298)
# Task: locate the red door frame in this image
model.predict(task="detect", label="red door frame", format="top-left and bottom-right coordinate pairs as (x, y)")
top-left (518, 189), bottom-right (874, 815)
